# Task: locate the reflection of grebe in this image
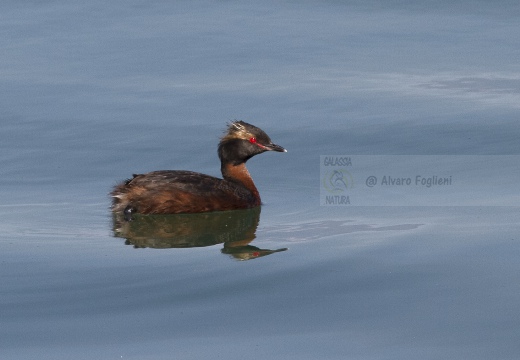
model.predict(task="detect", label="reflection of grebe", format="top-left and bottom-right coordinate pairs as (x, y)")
top-left (111, 121), bottom-right (286, 214)
top-left (112, 207), bottom-right (288, 260)
top-left (112, 207), bottom-right (262, 248)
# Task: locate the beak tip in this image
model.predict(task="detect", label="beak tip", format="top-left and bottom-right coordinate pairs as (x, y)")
top-left (266, 143), bottom-right (286, 153)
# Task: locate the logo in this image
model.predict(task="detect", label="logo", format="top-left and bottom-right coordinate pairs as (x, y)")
top-left (322, 169), bottom-right (353, 193)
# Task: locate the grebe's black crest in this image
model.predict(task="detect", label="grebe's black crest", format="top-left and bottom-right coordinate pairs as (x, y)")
top-left (111, 120), bottom-right (285, 215)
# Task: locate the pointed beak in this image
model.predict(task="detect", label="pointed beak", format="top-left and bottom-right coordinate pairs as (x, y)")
top-left (264, 143), bottom-right (287, 152)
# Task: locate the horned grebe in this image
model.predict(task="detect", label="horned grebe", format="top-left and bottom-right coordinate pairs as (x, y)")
top-left (111, 121), bottom-right (286, 215)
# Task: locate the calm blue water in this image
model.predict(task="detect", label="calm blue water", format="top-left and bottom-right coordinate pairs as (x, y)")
top-left (1, 1), bottom-right (520, 359)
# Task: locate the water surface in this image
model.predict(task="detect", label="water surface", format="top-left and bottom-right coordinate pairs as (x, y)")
top-left (1, 1), bottom-right (520, 359)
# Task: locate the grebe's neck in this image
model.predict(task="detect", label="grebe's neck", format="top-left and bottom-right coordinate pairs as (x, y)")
top-left (221, 163), bottom-right (260, 202)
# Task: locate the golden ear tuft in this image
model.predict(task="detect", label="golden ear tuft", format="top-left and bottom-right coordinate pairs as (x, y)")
top-left (222, 120), bottom-right (251, 141)
top-left (231, 121), bottom-right (245, 132)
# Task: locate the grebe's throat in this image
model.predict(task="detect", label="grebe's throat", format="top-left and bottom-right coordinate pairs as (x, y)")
top-left (221, 163), bottom-right (260, 202)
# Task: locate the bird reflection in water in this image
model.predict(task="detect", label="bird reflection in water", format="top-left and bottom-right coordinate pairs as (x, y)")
top-left (112, 207), bottom-right (287, 260)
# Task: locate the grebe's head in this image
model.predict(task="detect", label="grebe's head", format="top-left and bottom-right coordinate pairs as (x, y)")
top-left (218, 121), bottom-right (286, 165)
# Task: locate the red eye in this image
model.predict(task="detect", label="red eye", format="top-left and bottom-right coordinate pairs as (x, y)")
top-left (249, 137), bottom-right (257, 144)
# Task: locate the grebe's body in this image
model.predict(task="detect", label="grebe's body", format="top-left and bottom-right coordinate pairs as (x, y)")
top-left (111, 121), bottom-right (285, 215)
top-left (111, 168), bottom-right (258, 214)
